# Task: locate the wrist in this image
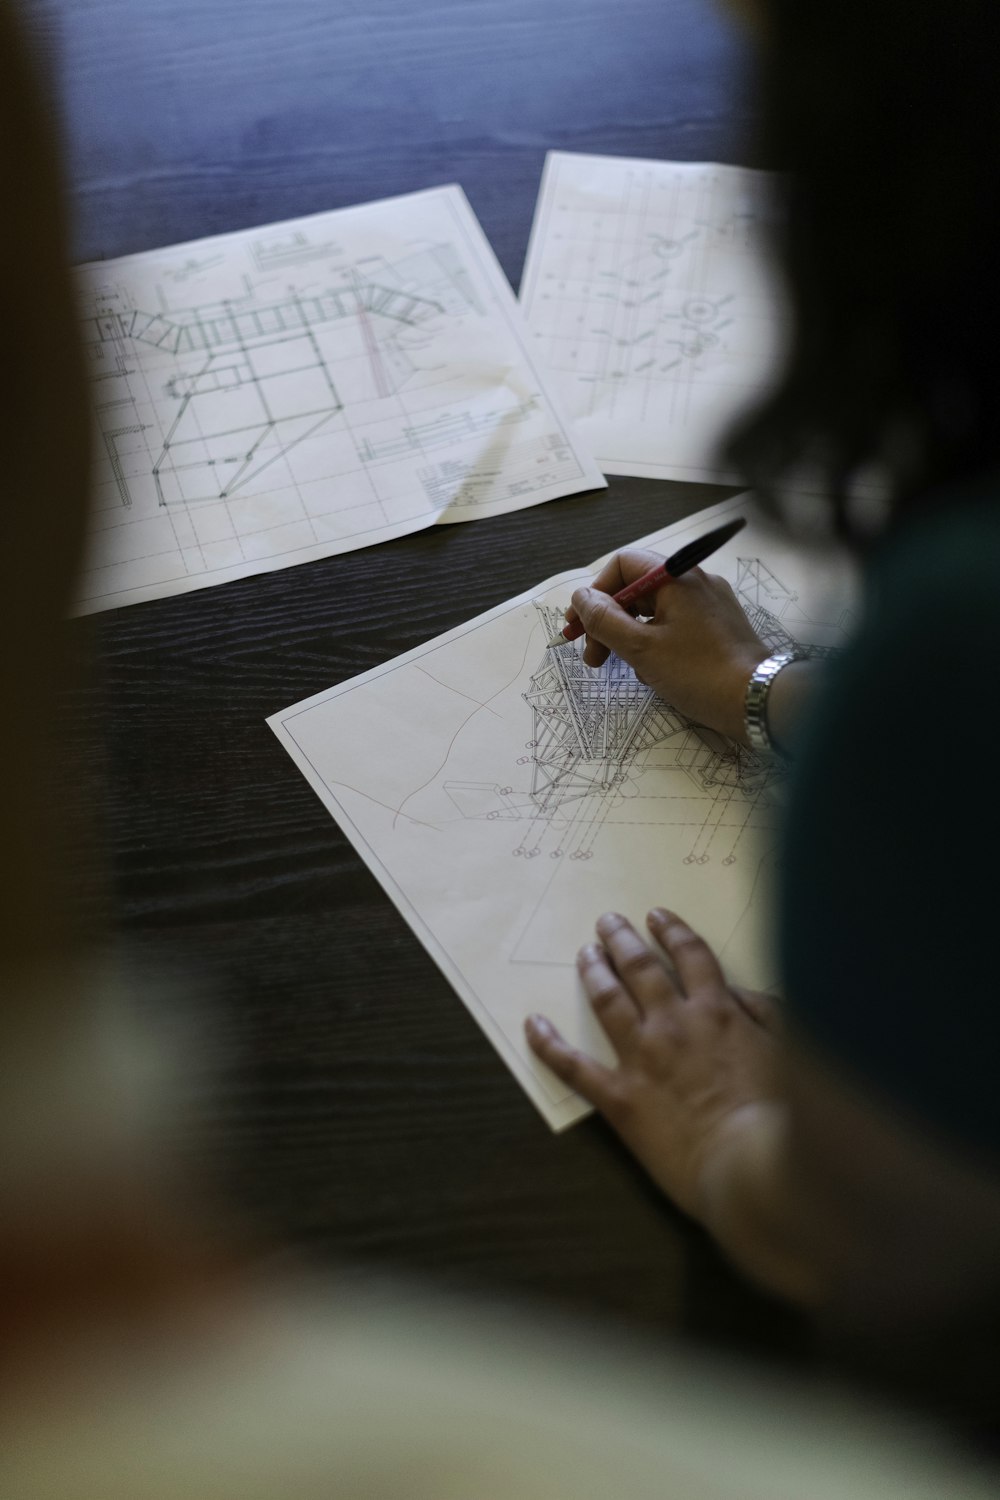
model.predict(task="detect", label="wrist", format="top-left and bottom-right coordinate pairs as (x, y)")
top-left (743, 651), bottom-right (807, 757)
top-left (695, 1101), bottom-right (826, 1305)
top-left (724, 649), bottom-right (770, 746)
top-left (694, 1100), bottom-right (783, 1225)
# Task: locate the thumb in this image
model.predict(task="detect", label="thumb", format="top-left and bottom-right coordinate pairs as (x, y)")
top-left (571, 586), bottom-right (648, 661)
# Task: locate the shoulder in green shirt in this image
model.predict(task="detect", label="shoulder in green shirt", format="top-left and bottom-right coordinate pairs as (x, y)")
top-left (780, 478), bottom-right (1000, 1159)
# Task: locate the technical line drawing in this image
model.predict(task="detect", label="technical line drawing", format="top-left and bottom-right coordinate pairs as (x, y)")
top-left (542, 194), bottom-right (762, 386)
top-left (444, 557), bottom-right (840, 867)
top-left (162, 254), bottom-right (225, 284)
top-left (249, 231), bottom-right (342, 273)
top-left (84, 239), bottom-right (544, 507)
top-left (657, 293), bottom-right (736, 372)
top-left (268, 503), bottom-right (857, 1129)
top-left (519, 152), bottom-right (784, 483)
top-left (73, 186), bottom-right (604, 616)
top-left (357, 397), bottom-right (539, 466)
top-left (100, 423), bottom-right (153, 508)
top-left (86, 273), bottom-right (455, 507)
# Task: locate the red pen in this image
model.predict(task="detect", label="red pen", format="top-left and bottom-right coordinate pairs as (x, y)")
top-left (547, 515), bottom-right (747, 648)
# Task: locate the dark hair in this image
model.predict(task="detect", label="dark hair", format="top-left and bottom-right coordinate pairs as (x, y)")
top-left (723, 0), bottom-right (1000, 542)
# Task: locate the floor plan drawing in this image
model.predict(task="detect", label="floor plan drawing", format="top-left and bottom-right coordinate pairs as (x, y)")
top-left (74, 186), bottom-right (605, 614)
top-left (519, 152), bottom-right (787, 484)
top-left (269, 497), bottom-right (857, 1129)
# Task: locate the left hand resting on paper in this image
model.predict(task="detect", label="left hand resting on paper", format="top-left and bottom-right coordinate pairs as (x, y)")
top-left (525, 907), bottom-right (782, 1221)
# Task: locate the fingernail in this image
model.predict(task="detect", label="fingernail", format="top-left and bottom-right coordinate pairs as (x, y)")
top-left (577, 942), bottom-right (602, 964)
top-left (526, 1014), bottom-right (551, 1036)
top-left (648, 907), bottom-right (672, 924)
top-left (595, 911), bottom-right (624, 935)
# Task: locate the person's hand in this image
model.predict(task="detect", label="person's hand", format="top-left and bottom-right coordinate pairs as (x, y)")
top-left (565, 551), bottom-right (768, 744)
top-left (525, 908), bottom-right (782, 1220)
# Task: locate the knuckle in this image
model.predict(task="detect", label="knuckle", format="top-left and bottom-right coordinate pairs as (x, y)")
top-left (534, 1032), bottom-right (562, 1067)
top-left (601, 1080), bottom-right (635, 1127)
top-left (589, 980), bottom-right (622, 1012)
top-left (535, 1030), bottom-right (573, 1073)
top-left (650, 1015), bottom-right (684, 1051)
top-left (578, 588), bottom-right (611, 624)
top-left (663, 921), bottom-right (704, 954)
top-left (617, 946), bottom-right (662, 982)
top-left (696, 991), bottom-right (728, 1024)
top-left (586, 594), bottom-right (612, 631)
top-left (621, 549), bottom-right (656, 574)
top-left (556, 1047), bottom-right (583, 1086)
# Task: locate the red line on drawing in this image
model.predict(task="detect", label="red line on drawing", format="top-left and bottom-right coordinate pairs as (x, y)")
top-left (357, 296), bottom-right (391, 399)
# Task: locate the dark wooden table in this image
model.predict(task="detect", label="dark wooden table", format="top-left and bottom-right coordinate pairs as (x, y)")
top-left (44, 0), bottom-right (805, 1361)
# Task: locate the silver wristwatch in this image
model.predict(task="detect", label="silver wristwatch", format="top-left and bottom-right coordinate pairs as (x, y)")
top-left (744, 652), bottom-right (803, 757)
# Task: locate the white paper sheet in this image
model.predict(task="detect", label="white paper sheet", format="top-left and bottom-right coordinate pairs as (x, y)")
top-left (519, 152), bottom-right (786, 484)
top-left (268, 495), bottom-right (856, 1129)
top-left (74, 186), bottom-right (606, 614)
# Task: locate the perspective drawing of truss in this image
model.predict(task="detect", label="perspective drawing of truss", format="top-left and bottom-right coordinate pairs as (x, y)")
top-left (445, 557), bottom-right (837, 865)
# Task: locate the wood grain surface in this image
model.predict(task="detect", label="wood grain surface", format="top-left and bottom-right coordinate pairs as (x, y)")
top-left (43, 0), bottom-right (806, 1360)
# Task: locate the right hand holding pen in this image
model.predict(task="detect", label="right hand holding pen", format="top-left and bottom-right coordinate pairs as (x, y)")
top-left (566, 549), bottom-right (768, 744)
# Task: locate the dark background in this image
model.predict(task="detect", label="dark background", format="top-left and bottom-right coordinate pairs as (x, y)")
top-left (40, 0), bottom-right (805, 1361)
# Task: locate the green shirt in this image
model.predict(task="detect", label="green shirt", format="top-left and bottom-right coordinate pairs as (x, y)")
top-left (780, 482), bottom-right (1000, 1158)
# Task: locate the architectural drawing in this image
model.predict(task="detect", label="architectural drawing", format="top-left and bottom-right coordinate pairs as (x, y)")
top-left (519, 152), bottom-right (786, 483)
top-left (445, 603), bottom-right (775, 867)
top-left (73, 186), bottom-right (604, 614)
top-left (87, 270), bottom-right (459, 508)
top-left (443, 556), bottom-right (840, 870)
top-left (269, 500), bottom-right (858, 1129)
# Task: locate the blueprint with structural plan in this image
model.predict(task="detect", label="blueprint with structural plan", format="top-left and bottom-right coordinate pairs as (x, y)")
top-left (520, 153), bottom-right (785, 485)
top-left (74, 185), bottom-right (605, 613)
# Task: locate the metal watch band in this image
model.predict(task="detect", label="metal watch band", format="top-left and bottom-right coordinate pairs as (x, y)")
top-left (744, 651), bottom-right (803, 757)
